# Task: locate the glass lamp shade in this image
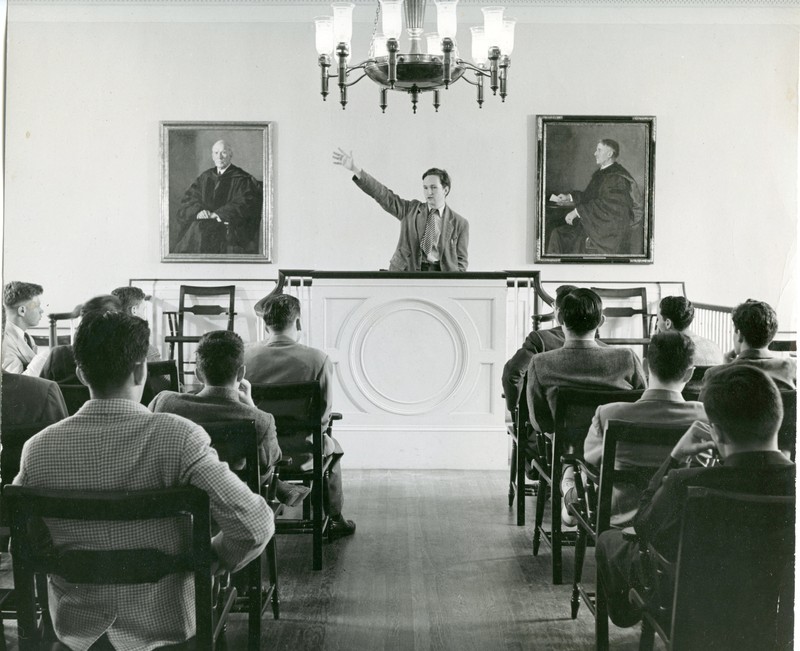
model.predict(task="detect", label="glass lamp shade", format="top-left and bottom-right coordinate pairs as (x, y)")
top-left (332, 2), bottom-right (355, 45)
top-left (315, 16), bottom-right (335, 55)
top-left (501, 18), bottom-right (516, 55)
top-left (481, 6), bottom-right (505, 48)
top-left (380, 0), bottom-right (404, 40)
top-left (434, 0), bottom-right (458, 40)
top-left (425, 32), bottom-right (442, 55)
top-left (371, 34), bottom-right (389, 57)
top-left (470, 26), bottom-right (488, 65)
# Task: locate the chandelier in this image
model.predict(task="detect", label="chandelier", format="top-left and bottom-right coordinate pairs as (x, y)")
top-left (314, 0), bottom-right (516, 113)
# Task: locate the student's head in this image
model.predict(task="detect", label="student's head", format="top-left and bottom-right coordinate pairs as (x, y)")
top-left (261, 294), bottom-right (302, 333)
top-left (731, 299), bottom-right (779, 349)
top-left (646, 331), bottom-right (695, 384)
top-left (701, 365), bottom-right (783, 447)
top-left (422, 168), bottom-right (451, 210)
top-left (74, 311), bottom-right (150, 393)
top-left (111, 286), bottom-right (148, 317)
top-left (658, 296), bottom-right (695, 332)
top-left (554, 285), bottom-right (579, 312)
top-left (195, 330), bottom-right (245, 386)
top-left (557, 288), bottom-right (604, 336)
top-left (80, 294), bottom-right (122, 318)
top-left (3, 281), bottom-right (45, 328)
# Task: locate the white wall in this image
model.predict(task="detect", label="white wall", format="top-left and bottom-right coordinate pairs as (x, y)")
top-left (3, 2), bottom-right (798, 328)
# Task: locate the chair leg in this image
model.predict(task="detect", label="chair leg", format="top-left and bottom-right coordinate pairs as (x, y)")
top-left (532, 479), bottom-right (547, 556)
top-left (638, 617), bottom-right (656, 651)
top-left (508, 439), bottom-right (517, 509)
top-left (595, 579), bottom-right (609, 651)
top-left (247, 555), bottom-right (261, 651)
top-left (267, 537), bottom-right (280, 620)
top-left (313, 478), bottom-right (324, 571)
top-left (516, 439), bottom-right (527, 526)
top-left (571, 528), bottom-right (587, 619)
top-left (551, 479), bottom-right (563, 585)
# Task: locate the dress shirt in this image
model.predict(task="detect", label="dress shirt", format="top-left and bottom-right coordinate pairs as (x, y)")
top-left (14, 399), bottom-right (272, 651)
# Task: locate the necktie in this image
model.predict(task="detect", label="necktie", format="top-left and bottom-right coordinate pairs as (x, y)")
top-left (24, 332), bottom-right (36, 352)
top-left (421, 209), bottom-right (441, 258)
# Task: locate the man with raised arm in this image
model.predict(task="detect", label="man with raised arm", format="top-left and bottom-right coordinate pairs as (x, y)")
top-left (333, 148), bottom-right (469, 271)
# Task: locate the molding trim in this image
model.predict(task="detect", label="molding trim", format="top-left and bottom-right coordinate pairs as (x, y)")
top-left (10, 0), bottom-right (800, 7)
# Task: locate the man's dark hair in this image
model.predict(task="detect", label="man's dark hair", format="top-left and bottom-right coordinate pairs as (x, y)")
top-left (731, 299), bottom-right (779, 349)
top-left (558, 288), bottom-right (603, 335)
top-left (659, 296), bottom-right (695, 331)
top-left (74, 311), bottom-right (150, 391)
top-left (196, 330), bottom-right (244, 386)
top-left (600, 139), bottom-right (620, 158)
top-left (111, 286), bottom-right (147, 315)
top-left (262, 294), bottom-right (301, 331)
top-left (3, 281), bottom-right (43, 309)
top-left (701, 365), bottom-right (783, 444)
top-left (554, 284), bottom-right (579, 310)
top-left (422, 168), bottom-right (451, 194)
top-left (647, 331), bottom-right (695, 383)
top-left (80, 294), bottom-right (122, 318)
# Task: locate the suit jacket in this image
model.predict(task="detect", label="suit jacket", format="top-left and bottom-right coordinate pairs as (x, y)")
top-left (244, 335), bottom-right (337, 471)
top-left (583, 389), bottom-right (707, 527)
top-left (353, 171), bottom-right (469, 271)
top-left (706, 349), bottom-right (796, 391)
top-left (148, 386), bottom-right (282, 473)
top-left (634, 450), bottom-right (794, 560)
top-left (2, 321), bottom-right (38, 373)
top-left (1, 371), bottom-right (68, 427)
top-left (502, 326), bottom-right (566, 411)
top-left (526, 339), bottom-right (647, 434)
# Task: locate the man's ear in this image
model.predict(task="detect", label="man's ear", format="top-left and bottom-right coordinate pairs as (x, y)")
top-left (556, 311), bottom-right (565, 326)
top-left (681, 365), bottom-right (695, 384)
top-left (236, 365), bottom-right (245, 383)
top-left (663, 317), bottom-right (673, 331)
top-left (598, 314), bottom-right (606, 328)
top-left (133, 360), bottom-right (148, 387)
top-left (76, 366), bottom-right (89, 388)
top-left (296, 318), bottom-right (302, 331)
top-left (734, 328), bottom-right (744, 344)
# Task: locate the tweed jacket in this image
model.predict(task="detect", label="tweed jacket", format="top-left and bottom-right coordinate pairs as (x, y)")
top-left (1, 371), bottom-right (68, 427)
top-left (526, 339), bottom-right (647, 434)
top-left (706, 349), bottom-right (796, 391)
top-left (502, 326), bottom-right (567, 411)
top-left (353, 171), bottom-right (469, 271)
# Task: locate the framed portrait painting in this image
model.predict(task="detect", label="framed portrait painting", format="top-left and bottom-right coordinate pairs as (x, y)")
top-left (160, 121), bottom-right (273, 263)
top-left (535, 115), bottom-right (655, 263)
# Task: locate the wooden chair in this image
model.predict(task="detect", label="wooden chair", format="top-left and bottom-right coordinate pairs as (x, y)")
top-left (250, 382), bottom-right (332, 571)
top-left (630, 487), bottom-right (795, 651)
top-left (779, 389), bottom-right (796, 461)
top-left (4, 485), bottom-right (237, 651)
top-left (592, 287), bottom-right (653, 357)
top-left (142, 359), bottom-right (181, 403)
top-left (529, 387), bottom-right (643, 584)
top-left (200, 419), bottom-right (280, 651)
top-left (566, 420), bottom-right (689, 651)
top-left (164, 285), bottom-right (236, 385)
top-left (508, 377), bottom-right (537, 526)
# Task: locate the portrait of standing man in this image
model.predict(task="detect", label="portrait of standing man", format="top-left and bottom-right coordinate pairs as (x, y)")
top-left (161, 122), bottom-right (273, 262)
top-left (536, 116), bottom-right (655, 263)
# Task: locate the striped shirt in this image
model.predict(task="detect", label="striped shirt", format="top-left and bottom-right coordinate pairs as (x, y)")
top-left (14, 399), bottom-right (273, 651)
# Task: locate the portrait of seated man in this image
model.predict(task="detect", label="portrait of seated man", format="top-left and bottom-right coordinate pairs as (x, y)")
top-left (173, 139), bottom-right (263, 255)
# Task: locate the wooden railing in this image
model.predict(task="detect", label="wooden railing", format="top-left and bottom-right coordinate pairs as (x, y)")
top-left (692, 302), bottom-right (734, 354)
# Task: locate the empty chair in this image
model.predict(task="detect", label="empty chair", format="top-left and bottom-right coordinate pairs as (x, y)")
top-left (592, 286), bottom-right (653, 356)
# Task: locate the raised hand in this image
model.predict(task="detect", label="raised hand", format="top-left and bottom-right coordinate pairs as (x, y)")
top-left (332, 148), bottom-right (359, 174)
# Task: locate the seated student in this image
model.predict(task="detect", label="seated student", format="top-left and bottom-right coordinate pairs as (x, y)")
top-left (708, 298), bottom-right (796, 390)
top-left (562, 331), bottom-right (706, 527)
top-left (14, 310), bottom-right (272, 650)
top-left (595, 364), bottom-right (794, 627)
top-left (501, 284), bottom-right (577, 412)
top-left (657, 296), bottom-right (723, 366)
top-left (2, 371), bottom-right (68, 427)
top-left (111, 285), bottom-right (161, 361)
top-left (2, 281), bottom-right (49, 376)
top-left (526, 287), bottom-right (647, 436)
top-left (149, 330), bottom-right (309, 506)
top-left (245, 294), bottom-right (356, 539)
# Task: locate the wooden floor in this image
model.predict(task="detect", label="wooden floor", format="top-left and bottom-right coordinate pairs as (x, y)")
top-left (226, 469), bottom-right (645, 651)
top-left (1, 470), bottom-right (648, 650)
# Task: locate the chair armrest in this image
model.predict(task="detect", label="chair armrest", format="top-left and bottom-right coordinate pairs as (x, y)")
top-left (329, 412), bottom-right (343, 422)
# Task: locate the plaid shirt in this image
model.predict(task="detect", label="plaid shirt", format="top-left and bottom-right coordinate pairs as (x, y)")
top-left (14, 399), bottom-right (273, 651)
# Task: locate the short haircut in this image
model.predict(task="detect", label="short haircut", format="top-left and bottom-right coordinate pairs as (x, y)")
top-left (701, 365), bottom-right (783, 444)
top-left (196, 330), bottom-right (244, 386)
top-left (659, 296), bottom-right (695, 331)
top-left (3, 281), bottom-right (43, 309)
top-left (600, 139), bottom-right (620, 158)
top-left (554, 284), bottom-right (579, 310)
top-left (111, 286), bottom-right (147, 315)
top-left (80, 294), bottom-right (122, 318)
top-left (558, 288), bottom-right (603, 335)
top-left (74, 311), bottom-right (150, 391)
top-left (647, 331), bottom-right (695, 382)
top-left (422, 168), bottom-right (451, 193)
top-left (262, 294), bottom-right (302, 331)
top-left (731, 299), bottom-right (779, 349)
